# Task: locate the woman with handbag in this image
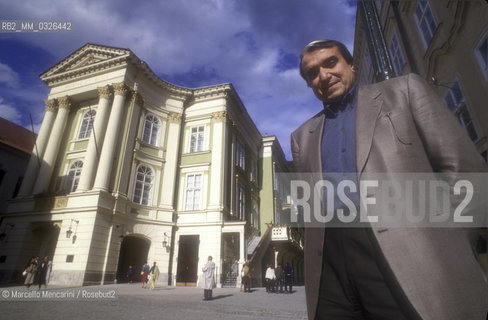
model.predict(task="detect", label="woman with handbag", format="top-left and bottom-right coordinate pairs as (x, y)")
top-left (24, 257), bottom-right (39, 290)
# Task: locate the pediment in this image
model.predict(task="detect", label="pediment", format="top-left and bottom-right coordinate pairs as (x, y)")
top-left (41, 43), bottom-right (131, 79)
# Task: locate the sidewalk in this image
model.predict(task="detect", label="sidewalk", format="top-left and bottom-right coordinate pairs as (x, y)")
top-left (0, 283), bottom-right (307, 320)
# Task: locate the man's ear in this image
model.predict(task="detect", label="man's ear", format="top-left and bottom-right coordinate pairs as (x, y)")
top-left (351, 65), bottom-right (355, 73)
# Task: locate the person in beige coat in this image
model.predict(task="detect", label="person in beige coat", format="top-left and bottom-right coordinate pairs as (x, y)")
top-left (292, 39), bottom-right (488, 320)
top-left (202, 256), bottom-right (216, 300)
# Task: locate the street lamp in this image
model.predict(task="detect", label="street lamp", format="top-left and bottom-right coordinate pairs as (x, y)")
top-left (66, 219), bottom-right (79, 239)
top-left (162, 232), bottom-right (170, 248)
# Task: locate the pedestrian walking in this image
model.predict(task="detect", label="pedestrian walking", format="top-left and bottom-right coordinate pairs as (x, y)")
top-left (149, 262), bottom-right (159, 290)
top-left (127, 265), bottom-right (134, 283)
top-left (241, 262), bottom-right (251, 293)
top-left (141, 262), bottom-right (150, 288)
top-left (45, 257), bottom-right (52, 287)
top-left (37, 256), bottom-right (51, 289)
top-left (202, 256), bottom-right (216, 300)
top-left (24, 257), bottom-right (38, 290)
top-left (283, 263), bottom-right (293, 293)
top-left (265, 264), bottom-right (276, 293)
top-left (274, 263), bottom-right (284, 293)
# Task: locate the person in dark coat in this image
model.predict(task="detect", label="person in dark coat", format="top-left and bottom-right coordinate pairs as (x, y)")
top-left (37, 256), bottom-right (50, 289)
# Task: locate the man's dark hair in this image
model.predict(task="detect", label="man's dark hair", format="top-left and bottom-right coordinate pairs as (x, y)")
top-left (299, 39), bottom-right (354, 81)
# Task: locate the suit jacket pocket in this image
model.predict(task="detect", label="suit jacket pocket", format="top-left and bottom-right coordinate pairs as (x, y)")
top-left (384, 111), bottom-right (413, 146)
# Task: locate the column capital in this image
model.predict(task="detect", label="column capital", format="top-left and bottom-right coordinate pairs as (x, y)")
top-left (45, 99), bottom-right (58, 112)
top-left (57, 96), bottom-right (72, 110)
top-left (211, 111), bottom-right (228, 122)
top-left (168, 112), bottom-right (182, 123)
top-left (98, 85), bottom-right (112, 99)
top-left (113, 82), bottom-right (129, 97)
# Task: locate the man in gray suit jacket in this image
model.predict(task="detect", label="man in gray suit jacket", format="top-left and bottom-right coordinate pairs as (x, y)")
top-left (292, 40), bottom-right (488, 319)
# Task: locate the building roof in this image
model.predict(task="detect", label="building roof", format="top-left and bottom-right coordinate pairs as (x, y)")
top-left (0, 117), bottom-right (36, 154)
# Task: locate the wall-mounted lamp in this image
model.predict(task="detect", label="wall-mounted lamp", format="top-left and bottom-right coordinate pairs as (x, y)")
top-left (0, 223), bottom-right (14, 244)
top-left (162, 232), bottom-right (170, 248)
top-left (66, 219), bottom-right (79, 239)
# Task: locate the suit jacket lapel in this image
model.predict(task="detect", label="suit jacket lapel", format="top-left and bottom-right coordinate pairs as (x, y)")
top-left (306, 113), bottom-right (325, 173)
top-left (356, 87), bottom-right (383, 178)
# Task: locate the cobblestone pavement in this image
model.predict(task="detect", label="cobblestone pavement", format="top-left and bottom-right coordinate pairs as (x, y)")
top-left (0, 284), bottom-right (307, 320)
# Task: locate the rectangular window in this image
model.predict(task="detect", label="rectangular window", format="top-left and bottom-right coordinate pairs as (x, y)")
top-left (443, 81), bottom-right (479, 142)
top-left (250, 159), bottom-right (257, 183)
top-left (189, 126), bottom-right (205, 153)
top-left (251, 198), bottom-right (259, 228)
top-left (390, 33), bottom-right (405, 76)
top-left (185, 174), bottom-right (202, 210)
top-left (414, 1), bottom-right (437, 47)
top-left (475, 33), bottom-right (488, 80)
top-left (237, 143), bottom-right (245, 169)
top-left (237, 186), bottom-right (245, 220)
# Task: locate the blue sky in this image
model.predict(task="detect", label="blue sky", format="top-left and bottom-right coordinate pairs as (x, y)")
top-left (0, 0), bottom-right (357, 159)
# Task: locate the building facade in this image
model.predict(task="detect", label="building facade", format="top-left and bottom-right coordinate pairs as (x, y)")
top-left (354, 0), bottom-right (488, 158)
top-left (0, 44), bottom-right (303, 287)
top-left (354, 0), bottom-right (488, 271)
top-left (0, 118), bottom-right (35, 215)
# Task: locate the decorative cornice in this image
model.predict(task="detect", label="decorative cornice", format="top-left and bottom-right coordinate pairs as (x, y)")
top-left (113, 82), bottom-right (129, 96)
top-left (98, 85), bottom-right (112, 99)
top-left (193, 84), bottom-right (232, 101)
top-left (45, 99), bottom-right (57, 112)
top-left (211, 111), bottom-right (228, 122)
top-left (57, 96), bottom-right (72, 110)
top-left (168, 112), bottom-right (182, 123)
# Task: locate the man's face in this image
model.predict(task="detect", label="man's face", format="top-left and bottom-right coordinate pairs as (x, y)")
top-left (301, 46), bottom-right (356, 103)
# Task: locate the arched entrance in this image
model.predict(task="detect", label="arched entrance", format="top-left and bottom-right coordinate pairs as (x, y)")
top-left (116, 235), bottom-right (150, 283)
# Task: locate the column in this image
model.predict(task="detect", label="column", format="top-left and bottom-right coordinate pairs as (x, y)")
top-left (32, 96), bottom-right (71, 195)
top-left (116, 92), bottom-right (143, 197)
top-left (77, 86), bottom-right (112, 191)
top-left (159, 112), bottom-right (183, 210)
top-left (18, 99), bottom-right (57, 196)
top-left (208, 111), bottom-right (227, 209)
top-left (93, 82), bottom-right (128, 191)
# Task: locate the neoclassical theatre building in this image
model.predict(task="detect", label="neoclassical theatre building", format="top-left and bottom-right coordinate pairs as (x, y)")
top-left (0, 44), bottom-right (303, 287)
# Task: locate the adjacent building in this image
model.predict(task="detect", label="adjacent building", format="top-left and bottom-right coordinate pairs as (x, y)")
top-left (354, 0), bottom-right (488, 158)
top-left (0, 44), bottom-right (303, 287)
top-left (354, 0), bottom-right (488, 271)
top-left (0, 118), bottom-right (35, 214)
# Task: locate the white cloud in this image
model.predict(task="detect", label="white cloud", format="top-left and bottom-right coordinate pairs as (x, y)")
top-left (0, 63), bottom-right (20, 88)
top-left (0, 0), bottom-right (357, 158)
top-left (0, 96), bottom-right (22, 123)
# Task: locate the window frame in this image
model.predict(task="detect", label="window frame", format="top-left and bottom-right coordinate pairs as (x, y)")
top-left (132, 164), bottom-right (155, 206)
top-left (443, 79), bottom-right (479, 143)
top-left (189, 125), bottom-right (205, 153)
top-left (141, 113), bottom-right (161, 146)
top-left (236, 142), bottom-right (245, 169)
top-left (67, 160), bottom-right (83, 193)
top-left (413, 0), bottom-right (438, 49)
top-left (389, 32), bottom-right (405, 76)
top-left (474, 30), bottom-right (488, 80)
top-left (237, 185), bottom-right (245, 221)
top-left (251, 198), bottom-right (259, 228)
top-left (78, 109), bottom-right (96, 140)
top-left (184, 173), bottom-right (203, 211)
